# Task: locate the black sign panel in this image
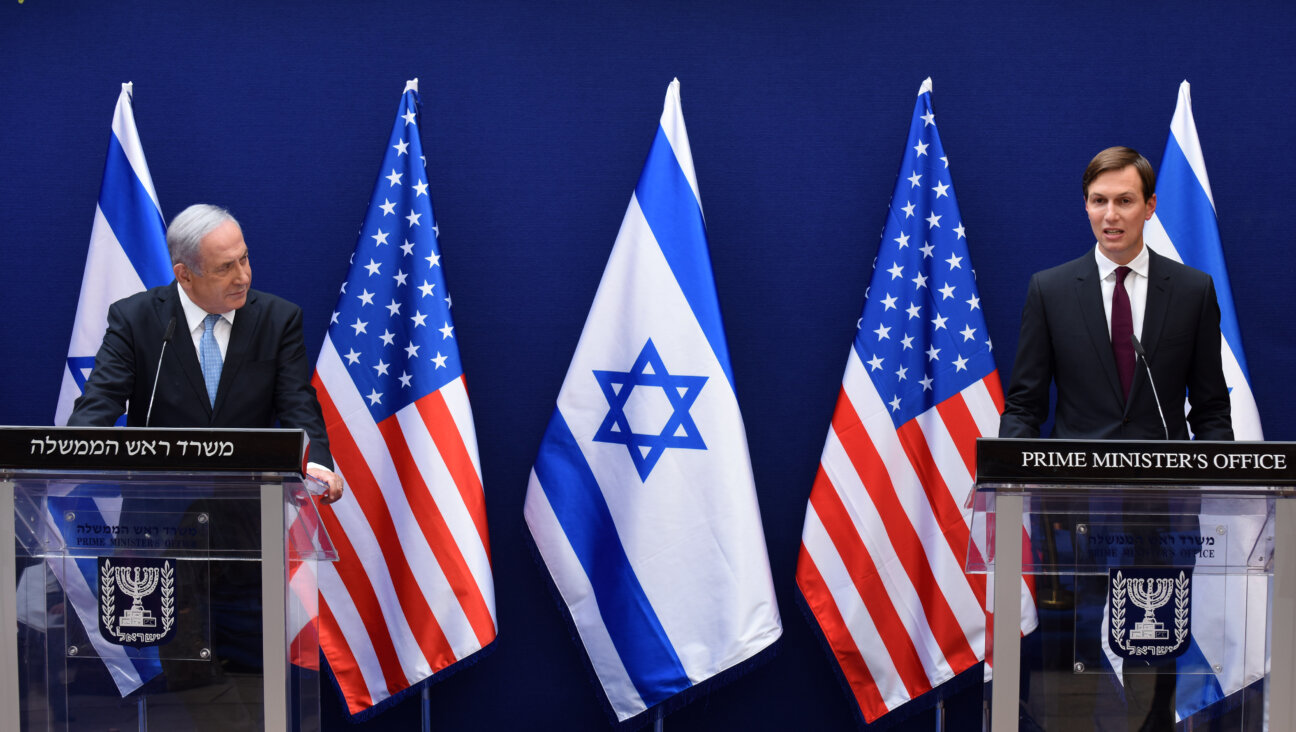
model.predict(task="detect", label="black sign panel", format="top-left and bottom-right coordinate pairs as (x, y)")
top-left (976, 438), bottom-right (1296, 489)
top-left (0, 426), bottom-right (308, 474)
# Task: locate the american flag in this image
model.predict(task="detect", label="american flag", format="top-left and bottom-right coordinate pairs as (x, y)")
top-left (312, 79), bottom-right (496, 716)
top-left (795, 78), bottom-right (1035, 723)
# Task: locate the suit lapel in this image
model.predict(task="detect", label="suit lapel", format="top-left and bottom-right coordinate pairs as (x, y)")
top-left (1074, 257), bottom-right (1125, 406)
top-left (155, 284), bottom-right (212, 419)
top-left (214, 291), bottom-right (260, 420)
top-left (1140, 249), bottom-right (1173, 361)
top-left (1131, 249), bottom-right (1173, 407)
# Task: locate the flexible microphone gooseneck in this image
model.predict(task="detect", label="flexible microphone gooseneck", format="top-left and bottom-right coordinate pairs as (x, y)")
top-left (1131, 333), bottom-right (1169, 440)
top-left (145, 316), bottom-right (177, 427)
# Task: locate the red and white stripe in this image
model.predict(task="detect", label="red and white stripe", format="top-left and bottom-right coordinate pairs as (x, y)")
top-left (797, 350), bottom-right (1035, 722)
top-left (286, 495), bottom-right (324, 670)
top-left (312, 335), bottom-right (496, 714)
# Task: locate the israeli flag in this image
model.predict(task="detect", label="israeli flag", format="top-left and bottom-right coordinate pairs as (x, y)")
top-left (1145, 81), bottom-right (1263, 441)
top-left (1144, 80), bottom-right (1267, 721)
top-left (54, 82), bottom-right (173, 426)
top-left (524, 79), bottom-right (782, 725)
top-left (47, 83), bottom-right (170, 697)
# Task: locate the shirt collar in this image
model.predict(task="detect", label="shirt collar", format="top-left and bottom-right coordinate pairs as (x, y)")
top-left (1094, 242), bottom-right (1151, 280)
top-left (175, 282), bottom-right (237, 333)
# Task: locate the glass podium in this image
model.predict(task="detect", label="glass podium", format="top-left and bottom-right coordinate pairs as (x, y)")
top-left (971, 438), bottom-right (1296, 731)
top-left (1, 426), bottom-right (337, 731)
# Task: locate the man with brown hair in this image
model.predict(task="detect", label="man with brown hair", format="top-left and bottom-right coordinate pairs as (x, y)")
top-left (999, 146), bottom-right (1233, 441)
top-left (999, 148), bottom-right (1234, 730)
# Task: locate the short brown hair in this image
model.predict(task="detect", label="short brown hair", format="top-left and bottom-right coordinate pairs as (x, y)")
top-left (1082, 146), bottom-right (1156, 201)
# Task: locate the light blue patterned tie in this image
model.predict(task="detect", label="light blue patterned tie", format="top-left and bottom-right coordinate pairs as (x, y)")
top-left (200, 313), bottom-right (222, 407)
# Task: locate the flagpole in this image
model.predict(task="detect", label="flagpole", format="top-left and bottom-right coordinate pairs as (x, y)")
top-left (0, 481), bottom-right (17, 732)
top-left (422, 685), bottom-right (431, 732)
top-left (653, 706), bottom-right (664, 732)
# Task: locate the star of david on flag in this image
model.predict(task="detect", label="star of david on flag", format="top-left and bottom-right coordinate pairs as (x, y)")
top-left (795, 78), bottom-right (1036, 723)
top-left (524, 79), bottom-right (781, 726)
top-left (592, 338), bottom-right (708, 481)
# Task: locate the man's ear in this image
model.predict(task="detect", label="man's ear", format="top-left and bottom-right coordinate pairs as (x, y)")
top-left (173, 262), bottom-right (190, 284)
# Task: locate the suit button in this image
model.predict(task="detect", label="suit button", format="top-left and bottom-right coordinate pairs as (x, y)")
top-left (1122, 418), bottom-right (1131, 424)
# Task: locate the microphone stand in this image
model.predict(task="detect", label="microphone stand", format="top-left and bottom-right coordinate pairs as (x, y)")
top-left (1131, 334), bottom-right (1169, 440)
top-left (145, 316), bottom-right (177, 427)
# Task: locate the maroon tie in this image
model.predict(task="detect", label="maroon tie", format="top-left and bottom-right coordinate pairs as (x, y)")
top-left (1111, 266), bottom-right (1134, 400)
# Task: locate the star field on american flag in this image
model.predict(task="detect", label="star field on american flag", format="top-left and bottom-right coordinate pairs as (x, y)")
top-left (328, 90), bottom-right (460, 422)
top-left (856, 91), bottom-right (994, 427)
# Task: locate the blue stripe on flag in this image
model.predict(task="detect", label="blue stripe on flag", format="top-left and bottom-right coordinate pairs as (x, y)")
top-left (46, 495), bottom-right (164, 682)
top-left (533, 408), bottom-right (691, 706)
top-left (1153, 137), bottom-right (1250, 377)
top-left (100, 133), bottom-right (172, 288)
top-left (1174, 638), bottom-right (1225, 719)
top-left (633, 127), bottom-right (736, 393)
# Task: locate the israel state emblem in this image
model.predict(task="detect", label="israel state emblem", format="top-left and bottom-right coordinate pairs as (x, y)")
top-left (98, 557), bottom-right (177, 648)
top-left (1108, 568), bottom-right (1191, 663)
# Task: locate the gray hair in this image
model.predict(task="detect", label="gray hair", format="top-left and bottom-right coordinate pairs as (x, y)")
top-left (167, 204), bottom-right (239, 274)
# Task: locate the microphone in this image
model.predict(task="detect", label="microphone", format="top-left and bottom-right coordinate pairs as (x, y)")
top-left (145, 316), bottom-right (177, 427)
top-left (1131, 334), bottom-right (1169, 440)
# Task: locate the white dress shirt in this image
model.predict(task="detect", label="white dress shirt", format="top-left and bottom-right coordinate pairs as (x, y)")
top-left (175, 284), bottom-right (237, 360)
top-left (175, 284), bottom-right (330, 476)
top-left (1095, 242), bottom-right (1149, 341)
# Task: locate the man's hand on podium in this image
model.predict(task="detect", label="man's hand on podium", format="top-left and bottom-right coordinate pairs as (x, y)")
top-left (306, 465), bottom-right (345, 504)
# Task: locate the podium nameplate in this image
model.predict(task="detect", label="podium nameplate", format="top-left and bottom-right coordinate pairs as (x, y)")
top-left (977, 438), bottom-right (1296, 489)
top-left (0, 426), bottom-right (308, 475)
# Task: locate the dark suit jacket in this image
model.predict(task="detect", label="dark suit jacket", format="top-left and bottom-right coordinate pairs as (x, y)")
top-left (999, 247), bottom-right (1233, 441)
top-left (67, 282), bottom-right (333, 468)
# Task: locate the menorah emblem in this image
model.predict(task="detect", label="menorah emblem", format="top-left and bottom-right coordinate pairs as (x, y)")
top-left (1127, 577), bottom-right (1173, 640)
top-left (115, 565), bottom-right (161, 629)
top-left (98, 557), bottom-right (177, 647)
top-left (1108, 568), bottom-right (1191, 661)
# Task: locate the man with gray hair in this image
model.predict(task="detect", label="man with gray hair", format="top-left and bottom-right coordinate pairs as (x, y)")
top-left (69, 203), bottom-right (343, 500)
